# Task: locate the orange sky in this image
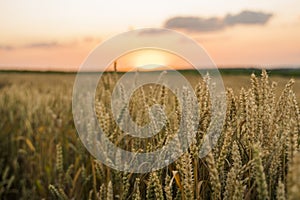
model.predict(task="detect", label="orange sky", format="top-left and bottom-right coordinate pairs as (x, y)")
top-left (0, 0), bottom-right (300, 71)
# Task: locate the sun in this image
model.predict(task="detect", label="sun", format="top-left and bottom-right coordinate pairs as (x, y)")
top-left (113, 49), bottom-right (192, 71)
top-left (132, 50), bottom-right (168, 69)
top-left (116, 49), bottom-right (170, 71)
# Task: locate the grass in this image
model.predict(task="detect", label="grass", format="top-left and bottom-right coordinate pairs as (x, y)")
top-left (0, 70), bottom-right (299, 199)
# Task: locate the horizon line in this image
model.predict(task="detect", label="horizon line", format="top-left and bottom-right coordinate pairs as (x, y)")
top-left (1, 67), bottom-right (300, 74)
top-left (0, 64), bottom-right (300, 73)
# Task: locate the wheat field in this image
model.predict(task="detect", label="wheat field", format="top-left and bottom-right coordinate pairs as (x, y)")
top-left (0, 70), bottom-right (299, 199)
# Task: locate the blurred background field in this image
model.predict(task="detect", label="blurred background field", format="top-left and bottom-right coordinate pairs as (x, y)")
top-left (1, 69), bottom-right (299, 101)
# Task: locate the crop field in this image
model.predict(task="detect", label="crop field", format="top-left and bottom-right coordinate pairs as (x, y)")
top-left (0, 70), bottom-right (300, 199)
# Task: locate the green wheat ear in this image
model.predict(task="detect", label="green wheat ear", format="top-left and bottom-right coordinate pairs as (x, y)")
top-left (276, 180), bottom-right (286, 200)
top-left (121, 172), bottom-right (130, 199)
top-left (56, 143), bottom-right (64, 186)
top-left (133, 178), bottom-right (142, 200)
top-left (56, 144), bottom-right (63, 169)
top-left (49, 184), bottom-right (68, 200)
top-left (206, 152), bottom-right (221, 200)
top-left (107, 181), bottom-right (113, 200)
top-left (180, 152), bottom-right (194, 199)
top-left (97, 184), bottom-right (106, 200)
top-left (287, 153), bottom-right (300, 200)
top-left (146, 171), bottom-right (164, 200)
top-left (224, 141), bottom-right (244, 200)
top-left (253, 144), bottom-right (269, 200)
top-left (164, 172), bottom-right (173, 200)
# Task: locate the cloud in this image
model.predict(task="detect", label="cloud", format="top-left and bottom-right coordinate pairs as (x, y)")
top-left (0, 41), bottom-right (61, 51)
top-left (137, 29), bottom-right (169, 36)
top-left (83, 36), bottom-right (95, 43)
top-left (0, 45), bottom-right (14, 51)
top-left (224, 10), bottom-right (273, 25)
top-left (165, 17), bottom-right (225, 32)
top-left (164, 10), bottom-right (273, 32)
top-left (24, 42), bottom-right (60, 48)
top-left (82, 36), bottom-right (102, 43)
top-left (0, 37), bottom-right (94, 51)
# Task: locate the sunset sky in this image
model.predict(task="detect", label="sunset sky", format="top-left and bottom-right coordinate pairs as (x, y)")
top-left (0, 0), bottom-right (300, 71)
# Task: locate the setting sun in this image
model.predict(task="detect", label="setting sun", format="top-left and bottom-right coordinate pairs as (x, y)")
top-left (132, 50), bottom-right (168, 68)
top-left (114, 49), bottom-right (192, 71)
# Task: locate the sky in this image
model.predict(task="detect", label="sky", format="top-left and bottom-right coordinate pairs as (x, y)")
top-left (0, 0), bottom-right (300, 71)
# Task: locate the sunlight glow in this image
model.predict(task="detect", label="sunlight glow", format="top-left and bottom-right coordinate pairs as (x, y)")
top-left (114, 49), bottom-right (193, 71)
top-left (132, 50), bottom-right (168, 68)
